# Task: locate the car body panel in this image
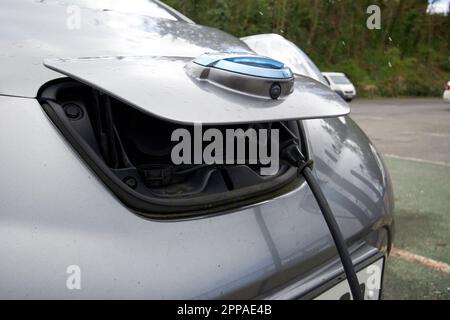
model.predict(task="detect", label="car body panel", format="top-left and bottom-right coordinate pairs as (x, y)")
top-left (262, 245), bottom-right (381, 300)
top-left (0, 0), bottom-right (248, 98)
top-left (0, 96), bottom-right (392, 299)
top-left (43, 56), bottom-right (349, 125)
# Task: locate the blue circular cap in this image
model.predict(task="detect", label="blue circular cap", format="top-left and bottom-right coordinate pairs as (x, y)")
top-left (194, 53), bottom-right (293, 79)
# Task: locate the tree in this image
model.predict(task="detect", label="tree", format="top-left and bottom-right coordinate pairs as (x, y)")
top-left (165, 0), bottom-right (450, 97)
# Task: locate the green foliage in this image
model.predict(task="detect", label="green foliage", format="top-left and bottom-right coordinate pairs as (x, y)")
top-left (164, 0), bottom-right (450, 97)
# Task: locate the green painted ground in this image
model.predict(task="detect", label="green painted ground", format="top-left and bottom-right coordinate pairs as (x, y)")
top-left (382, 157), bottom-right (450, 300)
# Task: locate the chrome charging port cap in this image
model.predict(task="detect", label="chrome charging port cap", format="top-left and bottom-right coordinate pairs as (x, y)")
top-left (188, 53), bottom-right (295, 100)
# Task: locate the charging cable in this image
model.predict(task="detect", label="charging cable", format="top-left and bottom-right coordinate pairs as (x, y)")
top-left (281, 141), bottom-right (364, 300)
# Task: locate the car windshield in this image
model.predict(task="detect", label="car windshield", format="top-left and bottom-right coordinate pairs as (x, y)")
top-left (329, 75), bottom-right (351, 85)
top-left (45, 0), bottom-right (178, 20)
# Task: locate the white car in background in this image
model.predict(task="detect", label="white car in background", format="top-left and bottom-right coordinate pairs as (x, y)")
top-left (322, 72), bottom-right (357, 102)
top-left (444, 81), bottom-right (450, 102)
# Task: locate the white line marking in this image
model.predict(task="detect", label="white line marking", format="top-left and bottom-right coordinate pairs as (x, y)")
top-left (384, 154), bottom-right (450, 167)
top-left (425, 132), bottom-right (450, 138)
top-left (391, 248), bottom-right (450, 275)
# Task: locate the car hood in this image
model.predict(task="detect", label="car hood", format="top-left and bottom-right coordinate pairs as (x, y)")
top-left (44, 56), bottom-right (349, 124)
top-left (0, 0), bottom-right (248, 97)
top-left (0, 0), bottom-right (348, 123)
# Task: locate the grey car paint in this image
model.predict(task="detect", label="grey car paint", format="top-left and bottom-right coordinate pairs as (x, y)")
top-left (0, 0), bottom-right (247, 98)
top-left (43, 56), bottom-right (349, 125)
top-left (0, 0), bottom-right (394, 299)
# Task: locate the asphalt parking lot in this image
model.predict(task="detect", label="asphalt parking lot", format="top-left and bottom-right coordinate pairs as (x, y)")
top-left (351, 98), bottom-right (450, 300)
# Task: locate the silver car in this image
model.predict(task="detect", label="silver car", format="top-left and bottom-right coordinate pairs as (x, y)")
top-left (0, 0), bottom-right (394, 300)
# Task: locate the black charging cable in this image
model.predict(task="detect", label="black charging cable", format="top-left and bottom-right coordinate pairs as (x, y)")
top-left (281, 141), bottom-right (364, 300)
